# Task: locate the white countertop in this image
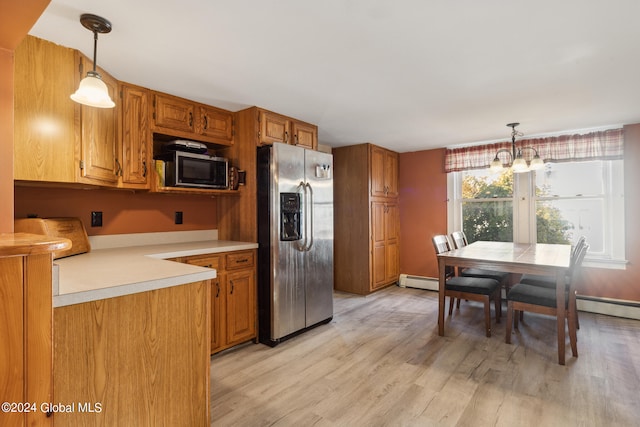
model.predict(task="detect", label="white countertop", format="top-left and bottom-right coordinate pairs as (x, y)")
top-left (53, 240), bottom-right (258, 307)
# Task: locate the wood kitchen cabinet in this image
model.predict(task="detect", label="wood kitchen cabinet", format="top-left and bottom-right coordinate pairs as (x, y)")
top-left (118, 82), bottom-right (150, 189)
top-left (333, 143), bottom-right (400, 294)
top-left (257, 108), bottom-right (318, 150)
top-left (179, 249), bottom-right (256, 354)
top-left (151, 92), bottom-right (234, 146)
top-left (76, 52), bottom-right (120, 185)
top-left (371, 145), bottom-right (399, 198)
top-left (13, 36), bottom-right (120, 187)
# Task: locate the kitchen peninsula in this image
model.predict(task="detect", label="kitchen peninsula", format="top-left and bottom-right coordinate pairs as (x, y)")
top-left (51, 238), bottom-right (257, 426)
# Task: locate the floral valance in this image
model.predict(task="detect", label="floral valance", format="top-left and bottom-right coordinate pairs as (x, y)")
top-left (444, 128), bottom-right (624, 173)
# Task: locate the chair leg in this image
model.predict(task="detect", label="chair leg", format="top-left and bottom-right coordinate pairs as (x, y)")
top-left (494, 291), bottom-right (501, 323)
top-left (514, 309), bottom-right (520, 330)
top-left (484, 297), bottom-right (491, 337)
top-left (568, 312), bottom-right (578, 357)
top-left (456, 298), bottom-right (461, 309)
top-left (448, 296), bottom-right (454, 315)
top-left (505, 301), bottom-right (513, 343)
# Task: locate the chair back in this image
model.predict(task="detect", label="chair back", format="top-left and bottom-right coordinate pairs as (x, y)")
top-left (569, 236), bottom-right (587, 268)
top-left (450, 231), bottom-right (468, 249)
top-left (568, 243), bottom-right (589, 292)
top-left (432, 235), bottom-right (453, 255)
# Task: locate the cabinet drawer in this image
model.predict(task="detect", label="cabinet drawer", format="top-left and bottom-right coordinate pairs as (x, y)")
top-left (226, 251), bottom-right (254, 270)
top-left (184, 255), bottom-right (222, 270)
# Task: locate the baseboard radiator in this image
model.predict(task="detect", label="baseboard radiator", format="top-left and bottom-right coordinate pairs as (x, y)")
top-left (398, 273), bottom-right (640, 321)
top-left (398, 274), bottom-right (439, 291)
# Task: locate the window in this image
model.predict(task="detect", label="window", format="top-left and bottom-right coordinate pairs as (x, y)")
top-left (448, 159), bottom-right (626, 268)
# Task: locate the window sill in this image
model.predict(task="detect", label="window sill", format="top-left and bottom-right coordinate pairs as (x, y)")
top-left (583, 257), bottom-right (628, 270)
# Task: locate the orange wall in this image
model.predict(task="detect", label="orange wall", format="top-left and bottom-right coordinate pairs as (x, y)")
top-left (399, 148), bottom-right (447, 278)
top-left (14, 187), bottom-right (217, 236)
top-left (398, 128), bottom-right (640, 303)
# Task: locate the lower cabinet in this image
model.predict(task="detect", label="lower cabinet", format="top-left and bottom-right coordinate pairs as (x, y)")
top-left (181, 249), bottom-right (256, 354)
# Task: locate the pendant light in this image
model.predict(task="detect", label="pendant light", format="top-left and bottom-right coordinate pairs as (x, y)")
top-left (490, 123), bottom-right (544, 173)
top-left (70, 14), bottom-right (115, 108)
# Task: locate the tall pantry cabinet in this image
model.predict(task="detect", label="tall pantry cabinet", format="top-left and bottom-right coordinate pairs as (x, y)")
top-left (333, 143), bottom-right (400, 294)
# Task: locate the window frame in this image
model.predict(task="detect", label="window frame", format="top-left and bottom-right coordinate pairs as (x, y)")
top-left (447, 159), bottom-right (627, 269)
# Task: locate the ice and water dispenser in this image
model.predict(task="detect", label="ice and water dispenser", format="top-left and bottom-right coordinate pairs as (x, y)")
top-left (280, 193), bottom-right (301, 241)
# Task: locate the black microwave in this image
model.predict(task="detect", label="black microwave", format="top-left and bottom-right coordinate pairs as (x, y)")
top-left (155, 151), bottom-right (228, 189)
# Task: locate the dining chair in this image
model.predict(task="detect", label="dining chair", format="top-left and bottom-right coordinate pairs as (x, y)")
top-left (505, 243), bottom-right (589, 363)
top-left (518, 236), bottom-right (587, 328)
top-left (450, 231), bottom-right (512, 292)
top-left (432, 235), bottom-right (502, 337)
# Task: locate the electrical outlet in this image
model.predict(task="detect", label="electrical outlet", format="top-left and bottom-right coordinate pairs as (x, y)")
top-left (175, 211), bottom-right (183, 225)
top-left (91, 211), bottom-right (103, 227)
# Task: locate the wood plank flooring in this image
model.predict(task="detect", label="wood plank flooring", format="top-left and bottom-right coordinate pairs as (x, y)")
top-left (211, 285), bottom-right (640, 426)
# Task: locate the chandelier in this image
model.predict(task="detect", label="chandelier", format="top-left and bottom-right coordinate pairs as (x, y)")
top-left (490, 123), bottom-right (544, 173)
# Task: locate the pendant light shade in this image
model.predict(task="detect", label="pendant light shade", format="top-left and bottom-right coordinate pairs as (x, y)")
top-left (70, 71), bottom-right (115, 108)
top-left (70, 14), bottom-right (115, 108)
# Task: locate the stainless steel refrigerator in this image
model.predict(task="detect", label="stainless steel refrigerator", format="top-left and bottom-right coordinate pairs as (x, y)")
top-left (257, 142), bottom-right (334, 346)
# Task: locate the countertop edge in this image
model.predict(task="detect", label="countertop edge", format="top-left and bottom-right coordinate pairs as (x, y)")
top-left (53, 240), bottom-right (258, 307)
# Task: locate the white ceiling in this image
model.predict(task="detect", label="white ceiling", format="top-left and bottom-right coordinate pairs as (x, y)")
top-left (28, 0), bottom-right (640, 153)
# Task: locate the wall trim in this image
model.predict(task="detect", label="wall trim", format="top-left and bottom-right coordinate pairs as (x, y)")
top-left (89, 229), bottom-right (218, 250)
top-left (399, 273), bottom-right (640, 321)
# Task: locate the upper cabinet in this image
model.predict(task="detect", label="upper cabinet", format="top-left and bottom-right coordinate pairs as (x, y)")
top-left (257, 109), bottom-right (318, 150)
top-left (14, 36), bottom-right (119, 187)
top-left (370, 145), bottom-right (398, 198)
top-left (119, 83), bottom-right (150, 189)
top-left (76, 52), bottom-right (120, 186)
top-left (151, 92), bottom-right (234, 146)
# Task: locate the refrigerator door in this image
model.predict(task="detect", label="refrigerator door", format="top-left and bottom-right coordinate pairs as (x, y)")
top-left (303, 149), bottom-right (334, 326)
top-left (270, 143), bottom-right (307, 339)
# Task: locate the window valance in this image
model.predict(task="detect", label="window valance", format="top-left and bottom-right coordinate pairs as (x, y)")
top-left (444, 128), bottom-right (624, 173)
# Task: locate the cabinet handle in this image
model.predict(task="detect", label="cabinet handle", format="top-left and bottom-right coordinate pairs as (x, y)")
top-left (215, 281), bottom-right (220, 298)
top-left (284, 131), bottom-right (289, 143)
top-left (295, 134), bottom-right (299, 145)
top-left (115, 159), bottom-right (122, 176)
top-left (236, 258), bottom-right (248, 264)
top-left (142, 160), bottom-right (147, 177)
top-left (189, 112), bottom-right (193, 127)
top-left (230, 281), bottom-right (234, 294)
top-left (203, 115), bottom-right (208, 130)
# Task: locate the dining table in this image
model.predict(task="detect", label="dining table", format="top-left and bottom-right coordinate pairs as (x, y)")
top-left (436, 241), bottom-right (572, 364)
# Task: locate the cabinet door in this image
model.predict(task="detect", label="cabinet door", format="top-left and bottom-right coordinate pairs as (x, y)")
top-left (153, 93), bottom-right (195, 133)
top-left (77, 55), bottom-right (119, 185)
top-left (371, 201), bottom-right (400, 290)
top-left (384, 150), bottom-right (399, 197)
top-left (183, 255), bottom-right (225, 353)
top-left (370, 146), bottom-right (387, 197)
top-left (384, 203), bottom-right (400, 282)
top-left (370, 146), bottom-right (398, 198)
top-left (199, 105), bottom-right (234, 145)
top-left (120, 83), bottom-right (150, 188)
top-left (14, 36), bottom-right (77, 183)
top-left (371, 201), bottom-right (388, 290)
top-left (210, 276), bottom-right (224, 353)
top-left (258, 110), bottom-right (290, 145)
top-left (292, 121), bottom-right (317, 150)
top-left (225, 269), bottom-right (256, 346)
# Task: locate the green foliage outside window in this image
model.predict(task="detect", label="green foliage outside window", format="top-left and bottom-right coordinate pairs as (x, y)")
top-left (462, 170), bottom-right (571, 244)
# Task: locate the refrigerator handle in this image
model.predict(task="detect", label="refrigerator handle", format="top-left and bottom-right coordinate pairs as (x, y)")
top-left (304, 182), bottom-right (314, 251)
top-left (295, 181), bottom-right (308, 252)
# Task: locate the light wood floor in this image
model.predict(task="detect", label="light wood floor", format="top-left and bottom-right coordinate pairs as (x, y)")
top-left (211, 285), bottom-right (640, 426)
